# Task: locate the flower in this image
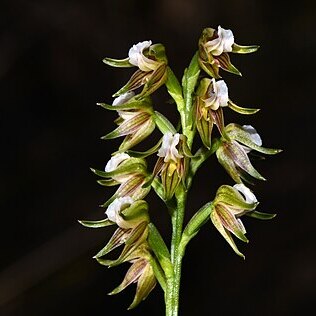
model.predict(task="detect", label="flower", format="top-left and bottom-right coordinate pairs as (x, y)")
top-left (216, 123), bottom-right (282, 183)
top-left (99, 93), bottom-right (156, 152)
top-left (204, 26), bottom-right (234, 56)
top-left (128, 40), bottom-right (158, 72)
top-left (154, 132), bottom-right (191, 200)
top-left (103, 41), bottom-right (168, 97)
top-left (91, 153), bottom-right (151, 207)
top-left (203, 79), bottom-right (229, 110)
top-left (109, 254), bottom-right (157, 310)
top-left (194, 78), bottom-right (228, 148)
top-left (210, 184), bottom-right (259, 258)
top-left (198, 25), bottom-right (259, 78)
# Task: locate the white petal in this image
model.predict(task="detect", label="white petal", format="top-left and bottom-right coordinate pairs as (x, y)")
top-left (157, 132), bottom-right (183, 162)
top-left (242, 125), bottom-right (262, 146)
top-left (105, 196), bottom-right (134, 223)
top-left (215, 80), bottom-right (229, 107)
top-left (112, 91), bottom-right (135, 106)
top-left (217, 26), bottom-right (234, 53)
top-left (205, 26), bottom-right (234, 56)
top-left (233, 183), bottom-right (258, 204)
top-left (105, 153), bottom-right (130, 172)
top-left (128, 40), bottom-right (155, 71)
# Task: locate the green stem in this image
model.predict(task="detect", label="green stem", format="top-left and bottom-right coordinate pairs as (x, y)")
top-left (166, 186), bottom-right (187, 316)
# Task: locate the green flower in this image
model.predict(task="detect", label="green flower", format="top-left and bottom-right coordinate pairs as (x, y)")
top-left (98, 92), bottom-right (156, 152)
top-left (153, 132), bottom-right (192, 200)
top-left (216, 124), bottom-right (282, 184)
top-left (210, 184), bottom-right (258, 258)
top-left (198, 25), bottom-right (259, 78)
top-left (103, 40), bottom-right (168, 97)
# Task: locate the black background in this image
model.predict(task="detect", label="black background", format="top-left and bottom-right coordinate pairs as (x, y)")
top-left (1, 0), bottom-right (315, 315)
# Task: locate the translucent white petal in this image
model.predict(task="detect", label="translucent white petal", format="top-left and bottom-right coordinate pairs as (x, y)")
top-left (215, 80), bottom-right (229, 107)
top-left (105, 196), bottom-right (134, 223)
top-left (157, 132), bottom-right (183, 162)
top-left (128, 40), bottom-right (156, 71)
top-left (217, 26), bottom-right (234, 53)
top-left (242, 125), bottom-right (262, 146)
top-left (205, 26), bottom-right (234, 56)
top-left (112, 91), bottom-right (135, 106)
top-left (105, 153), bottom-right (130, 172)
top-left (233, 183), bottom-right (258, 204)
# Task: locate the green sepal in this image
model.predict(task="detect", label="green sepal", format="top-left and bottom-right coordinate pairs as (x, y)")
top-left (216, 204), bottom-right (249, 243)
top-left (97, 99), bottom-right (152, 112)
top-left (127, 263), bottom-right (157, 310)
top-left (78, 218), bottom-right (114, 228)
top-left (148, 43), bottom-right (168, 64)
top-left (97, 179), bottom-right (119, 186)
top-left (121, 200), bottom-right (150, 227)
top-left (102, 57), bottom-right (134, 68)
top-left (118, 119), bottom-right (156, 152)
top-left (216, 185), bottom-right (258, 211)
top-left (153, 111), bottom-right (177, 134)
top-left (246, 210), bottom-right (276, 220)
top-left (210, 207), bottom-right (245, 259)
top-left (216, 53), bottom-right (242, 76)
top-left (148, 223), bottom-right (173, 277)
top-left (101, 112), bottom-right (152, 139)
top-left (90, 161), bottom-right (147, 179)
top-left (127, 138), bottom-right (162, 158)
top-left (232, 43), bottom-right (260, 54)
top-left (216, 145), bottom-right (242, 183)
top-left (94, 228), bottom-right (128, 258)
top-left (228, 100), bottom-right (260, 115)
top-left (97, 234), bottom-right (148, 267)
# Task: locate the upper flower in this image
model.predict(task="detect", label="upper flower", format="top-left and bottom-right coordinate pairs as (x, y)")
top-left (103, 41), bottom-right (168, 97)
top-left (157, 132), bottom-right (184, 163)
top-left (128, 40), bottom-right (158, 72)
top-left (204, 26), bottom-right (234, 56)
top-left (198, 25), bottom-right (259, 78)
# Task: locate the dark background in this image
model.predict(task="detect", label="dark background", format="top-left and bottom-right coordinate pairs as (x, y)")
top-left (1, 0), bottom-right (315, 315)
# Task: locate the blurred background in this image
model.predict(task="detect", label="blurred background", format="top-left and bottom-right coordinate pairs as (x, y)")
top-left (1, 0), bottom-right (315, 315)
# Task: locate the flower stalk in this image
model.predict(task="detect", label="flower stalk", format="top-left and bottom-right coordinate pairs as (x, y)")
top-left (80, 26), bottom-right (282, 316)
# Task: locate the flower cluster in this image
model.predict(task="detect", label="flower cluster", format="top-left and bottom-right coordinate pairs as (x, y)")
top-left (80, 26), bottom-right (281, 312)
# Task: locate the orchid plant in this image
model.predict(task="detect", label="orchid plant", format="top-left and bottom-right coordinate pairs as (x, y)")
top-left (79, 25), bottom-right (281, 315)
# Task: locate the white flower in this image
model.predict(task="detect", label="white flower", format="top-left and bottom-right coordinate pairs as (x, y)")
top-left (112, 91), bottom-right (135, 106)
top-left (242, 125), bottom-right (262, 146)
top-left (204, 79), bottom-right (229, 110)
top-left (105, 196), bottom-right (134, 224)
top-left (157, 132), bottom-right (183, 163)
top-left (205, 25), bottom-right (234, 56)
top-left (233, 183), bottom-right (258, 204)
top-left (128, 40), bottom-right (157, 72)
top-left (105, 153), bottom-right (130, 172)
